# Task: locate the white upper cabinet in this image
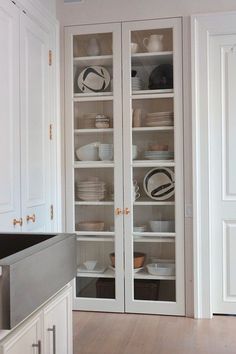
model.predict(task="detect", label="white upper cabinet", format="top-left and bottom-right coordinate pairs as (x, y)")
top-left (0, 1), bottom-right (21, 231)
top-left (20, 12), bottom-right (51, 232)
top-left (0, 2), bottom-right (54, 232)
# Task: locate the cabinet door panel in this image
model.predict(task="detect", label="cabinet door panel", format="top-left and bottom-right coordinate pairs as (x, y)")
top-left (1, 315), bottom-right (42, 354)
top-left (20, 13), bottom-right (51, 232)
top-left (44, 288), bottom-right (72, 354)
top-left (0, 1), bottom-right (21, 231)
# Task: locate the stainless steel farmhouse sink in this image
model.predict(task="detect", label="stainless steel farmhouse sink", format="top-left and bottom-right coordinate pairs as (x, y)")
top-left (0, 233), bottom-right (76, 330)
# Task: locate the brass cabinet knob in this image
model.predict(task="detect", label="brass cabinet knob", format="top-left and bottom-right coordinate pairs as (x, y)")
top-left (13, 218), bottom-right (23, 227)
top-left (26, 214), bottom-right (36, 223)
top-left (124, 208), bottom-right (130, 215)
top-left (115, 208), bottom-right (123, 216)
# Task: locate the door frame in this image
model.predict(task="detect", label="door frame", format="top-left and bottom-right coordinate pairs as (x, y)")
top-left (191, 11), bottom-right (236, 318)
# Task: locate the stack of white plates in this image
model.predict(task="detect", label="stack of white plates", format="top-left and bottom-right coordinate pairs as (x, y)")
top-left (145, 111), bottom-right (174, 127)
top-left (81, 113), bottom-right (98, 129)
top-left (144, 150), bottom-right (174, 160)
top-left (132, 77), bottom-right (143, 91)
top-left (76, 179), bottom-right (106, 201)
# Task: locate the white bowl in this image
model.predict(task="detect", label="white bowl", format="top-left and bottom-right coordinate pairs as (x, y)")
top-left (149, 220), bottom-right (175, 232)
top-left (146, 262), bottom-right (175, 276)
top-left (76, 142), bottom-right (99, 161)
top-left (83, 260), bottom-right (98, 271)
top-left (132, 145), bottom-right (138, 160)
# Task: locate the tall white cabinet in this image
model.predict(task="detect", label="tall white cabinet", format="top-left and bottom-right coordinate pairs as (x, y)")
top-left (65, 18), bottom-right (185, 315)
top-left (0, 0), bottom-right (55, 232)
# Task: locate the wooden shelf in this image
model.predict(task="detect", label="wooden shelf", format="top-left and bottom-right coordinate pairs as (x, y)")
top-left (133, 200), bottom-right (175, 206)
top-left (132, 127), bottom-right (174, 132)
top-left (74, 55), bottom-right (113, 67)
top-left (74, 161), bottom-right (114, 168)
top-left (77, 268), bottom-right (115, 278)
top-left (75, 201), bottom-right (114, 206)
top-left (134, 270), bottom-right (175, 280)
top-left (77, 236), bottom-right (114, 242)
top-left (74, 128), bottom-right (113, 134)
top-left (133, 236), bottom-right (175, 243)
top-left (132, 160), bottom-right (175, 167)
top-left (133, 232), bottom-right (175, 237)
top-left (131, 51), bottom-right (173, 66)
top-left (76, 231), bottom-right (114, 236)
top-left (132, 92), bottom-right (174, 100)
top-left (73, 93), bottom-right (113, 102)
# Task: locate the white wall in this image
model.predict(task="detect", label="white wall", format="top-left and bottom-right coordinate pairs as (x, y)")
top-left (57, 0), bottom-right (236, 25)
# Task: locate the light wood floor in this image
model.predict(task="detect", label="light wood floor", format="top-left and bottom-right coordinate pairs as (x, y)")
top-left (73, 311), bottom-right (236, 354)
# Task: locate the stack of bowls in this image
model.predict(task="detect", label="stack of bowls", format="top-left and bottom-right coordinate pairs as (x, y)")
top-left (76, 178), bottom-right (106, 201)
top-left (98, 144), bottom-right (113, 161)
top-left (95, 114), bottom-right (110, 129)
top-left (132, 76), bottom-right (143, 91)
top-left (76, 142), bottom-right (99, 161)
top-left (145, 111), bottom-right (174, 127)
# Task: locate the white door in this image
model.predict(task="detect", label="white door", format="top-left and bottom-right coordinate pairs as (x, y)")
top-left (210, 34), bottom-right (236, 314)
top-left (20, 12), bottom-right (51, 232)
top-left (122, 18), bottom-right (185, 315)
top-left (1, 315), bottom-right (42, 354)
top-left (44, 288), bottom-right (72, 354)
top-left (0, 1), bottom-right (21, 232)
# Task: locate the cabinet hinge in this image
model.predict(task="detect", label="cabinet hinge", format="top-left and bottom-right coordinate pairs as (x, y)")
top-left (49, 50), bottom-right (52, 66)
top-left (49, 124), bottom-right (53, 140)
top-left (50, 205), bottom-right (54, 220)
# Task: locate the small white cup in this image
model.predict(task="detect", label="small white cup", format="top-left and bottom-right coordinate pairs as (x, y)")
top-left (131, 42), bottom-right (138, 54)
top-left (99, 144), bottom-right (113, 161)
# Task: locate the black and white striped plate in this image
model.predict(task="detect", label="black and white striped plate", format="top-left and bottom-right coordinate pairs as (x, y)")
top-left (143, 167), bottom-right (175, 200)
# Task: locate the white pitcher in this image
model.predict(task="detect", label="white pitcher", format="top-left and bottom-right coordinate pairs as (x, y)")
top-left (143, 34), bottom-right (164, 52)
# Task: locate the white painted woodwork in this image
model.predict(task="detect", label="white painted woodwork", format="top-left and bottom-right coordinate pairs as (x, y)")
top-left (0, 286), bottom-right (72, 354)
top-left (65, 18), bottom-right (185, 315)
top-left (0, 314), bottom-right (42, 354)
top-left (122, 18), bottom-right (185, 316)
top-left (65, 23), bottom-right (124, 313)
top-left (0, 1), bottom-right (21, 231)
top-left (44, 287), bottom-right (72, 354)
top-left (209, 34), bottom-right (236, 314)
top-left (192, 12), bottom-right (236, 318)
top-left (20, 12), bottom-right (51, 232)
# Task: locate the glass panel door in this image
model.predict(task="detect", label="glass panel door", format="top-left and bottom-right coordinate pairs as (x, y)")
top-left (122, 18), bottom-right (185, 315)
top-left (65, 23), bottom-right (124, 312)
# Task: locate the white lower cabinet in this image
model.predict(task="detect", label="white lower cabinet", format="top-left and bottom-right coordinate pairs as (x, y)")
top-left (0, 286), bottom-right (72, 354)
top-left (44, 288), bottom-right (73, 354)
top-left (0, 314), bottom-right (42, 354)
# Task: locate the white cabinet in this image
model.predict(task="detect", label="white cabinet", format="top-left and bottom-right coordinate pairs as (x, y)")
top-left (0, 314), bottom-right (42, 354)
top-left (0, 0), bottom-right (21, 231)
top-left (0, 1), bottom-right (53, 232)
top-left (0, 286), bottom-right (72, 354)
top-left (65, 18), bottom-right (185, 315)
top-left (44, 287), bottom-right (72, 354)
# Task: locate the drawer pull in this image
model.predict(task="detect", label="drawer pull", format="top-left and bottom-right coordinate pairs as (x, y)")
top-left (32, 340), bottom-right (41, 354)
top-left (124, 208), bottom-right (130, 215)
top-left (48, 325), bottom-right (56, 354)
top-left (26, 214), bottom-right (36, 223)
top-left (115, 208), bottom-right (123, 216)
top-left (13, 218), bottom-right (23, 227)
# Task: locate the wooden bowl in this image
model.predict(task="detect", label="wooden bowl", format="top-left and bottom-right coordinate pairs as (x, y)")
top-left (110, 252), bottom-right (145, 269)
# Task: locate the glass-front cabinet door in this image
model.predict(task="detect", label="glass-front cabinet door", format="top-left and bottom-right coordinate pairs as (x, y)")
top-left (65, 23), bottom-right (124, 312)
top-left (122, 18), bottom-right (185, 315)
